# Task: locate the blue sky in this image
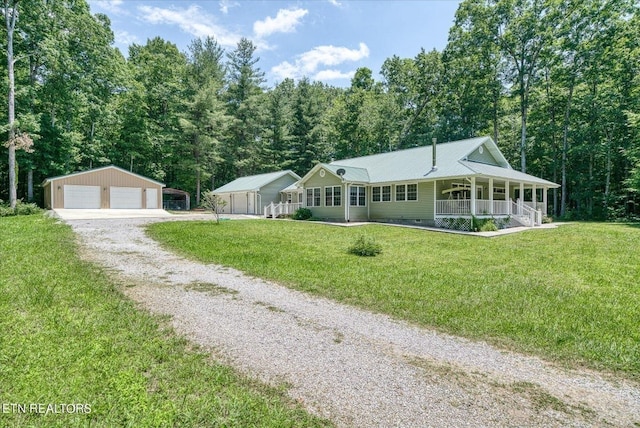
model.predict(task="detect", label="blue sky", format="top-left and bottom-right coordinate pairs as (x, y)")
top-left (88, 0), bottom-right (462, 87)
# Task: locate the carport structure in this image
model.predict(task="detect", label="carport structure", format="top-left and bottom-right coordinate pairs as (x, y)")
top-left (43, 165), bottom-right (165, 209)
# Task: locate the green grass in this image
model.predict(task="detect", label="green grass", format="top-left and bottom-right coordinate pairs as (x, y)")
top-left (147, 220), bottom-right (640, 379)
top-left (0, 216), bottom-right (330, 427)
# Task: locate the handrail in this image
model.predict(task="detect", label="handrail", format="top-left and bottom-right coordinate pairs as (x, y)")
top-left (264, 202), bottom-right (302, 218)
top-left (511, 199), bottom-right (541, 226)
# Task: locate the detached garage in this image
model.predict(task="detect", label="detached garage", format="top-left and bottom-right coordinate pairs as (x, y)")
top-left (43, 165), bottom-right (165, 209)
top-left (213, 170), bottom-right (300, 215)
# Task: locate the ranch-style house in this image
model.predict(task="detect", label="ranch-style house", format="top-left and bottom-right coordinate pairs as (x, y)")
top-left (270, 137), bottom-right (559, 230)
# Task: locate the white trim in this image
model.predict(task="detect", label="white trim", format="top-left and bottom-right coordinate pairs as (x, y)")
top-left (306, 187), bottom-right (321, 207)
top-left (349, 185), bottom-right (367, 207)
top-left (395, 183), bottom-right (418, 202)
top-left (371, 185), bottom-right (392, 203)
top-left (324, 185), bottom-right (342, 207)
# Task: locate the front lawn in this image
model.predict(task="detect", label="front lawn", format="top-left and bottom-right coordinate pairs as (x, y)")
top-left (0, 215), bottom-right (329, 427)
top-left (147, 220), bottom-right (640, 379)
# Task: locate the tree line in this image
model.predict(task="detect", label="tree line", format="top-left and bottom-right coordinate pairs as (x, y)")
top-left (2, 0), bottom-right (639, 219)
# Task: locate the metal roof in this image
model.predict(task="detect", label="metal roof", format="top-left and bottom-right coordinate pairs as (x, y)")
top-left (297, 137), bottom-right (558, 187)
top-left (42, 165), bottom-right (165, 187)
top-left (281, 183), bottom-right (302, 192)
top-left (458, 161), bottom-right (559, 186)
top-left (323, 164), bottom-right (370, 183)
top-left (213, 170), bottom-right (301, 193)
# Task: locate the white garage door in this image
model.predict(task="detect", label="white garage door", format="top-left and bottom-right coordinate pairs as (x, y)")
top-left (64, 185), bottom-right (101, 209)
top-left (110, 187), bottom-right (142, 209)
top-left (146, 188), bottom-right (158, 209)
top-left (232, 193), bottom-right (247, 214)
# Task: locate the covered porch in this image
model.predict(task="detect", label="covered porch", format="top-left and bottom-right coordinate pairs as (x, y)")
top-left (435, 177), bottom-right (551, 228)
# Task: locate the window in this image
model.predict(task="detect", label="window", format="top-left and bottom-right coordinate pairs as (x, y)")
top-left (372, 185), bottom-right (391, 202)
top-left (396, 183), bottom-right (418, 201)
top-left (306, 188), bottom-right (321, 207)
top-left (382, 185), bottom-right (391, 202)
top-left (350, 186), bottom-right (366, 206)
top-left (407, 184), bottom-right (418, 201)
top-left (325, 186), bottom-right (342, 207)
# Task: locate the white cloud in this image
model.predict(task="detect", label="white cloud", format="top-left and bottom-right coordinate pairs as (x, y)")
top-left (91, 0), bottom-right (126, 14)
top-left (138, 5), bottom-right (241, 47)
top-left (271, 61), bottom-right (299, 80)
top-left (327, 0), bottom-right (343, 7)
top-left (271, 43), bottom-right (369, 82)
top-left (114, 30), bottom-right (139, 46)
top-left (253, 8), bottom-right (308, 39)
top-left (299, 43), bottom-right (369, 73)
top-left (219, 0), bottom-right (239, 14)
top-left (314, 69), bottom-right (355, 81)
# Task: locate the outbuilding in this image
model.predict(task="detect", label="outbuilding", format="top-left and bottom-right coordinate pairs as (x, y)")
top-left (43, 165), bottom-right (165, 209)
top-left (213, 170), bottom-right (300, 215)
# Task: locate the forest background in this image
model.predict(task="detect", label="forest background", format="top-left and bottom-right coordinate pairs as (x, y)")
top-left (1, 0), bottom-right (639, 220)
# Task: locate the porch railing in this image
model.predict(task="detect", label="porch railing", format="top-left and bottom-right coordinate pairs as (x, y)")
top-left (524, 201), bottom-right (546, 214)
top-left (436, 200), bottom-right (470, 215)
top-left (436, 198), bottom-right (542, 226)
top-left (436, 199), bottom-right (510, 216)
top-left (511, 200), bottom-right (542, 226)
top-left (264, 202), bottom-right (302, 218)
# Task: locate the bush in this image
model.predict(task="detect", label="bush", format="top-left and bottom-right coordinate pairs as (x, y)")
top-left (14, 202), bottom-right (42, 216)
top-left (292, 207), bottom-right (312, 220)
top-left (348, 235), bottom-right (382, 257)
top-left (479, 219), bottom-right (498, 232)
top-left (0, 200), bottom-right (42, 217)
top-left (0, 205), bottom-right (15, 217)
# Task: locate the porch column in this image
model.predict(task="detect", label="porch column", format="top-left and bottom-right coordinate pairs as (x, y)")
top-left (532, 184), bottom-right (537, 210)
top-left (505, 180), bottom-right (510, 214)
top-left (344, 183), bottom-right (349, 222)
top-left (519, 182), bottom-right (524, 215)
top-left (543, 187), bottom-right (548, 216)
top-left (433, 181), bottom-right (437, 218)
top-left (470, 176), bottom-right (476, 216)
top-left (488, 178), bottom-right (494, 215)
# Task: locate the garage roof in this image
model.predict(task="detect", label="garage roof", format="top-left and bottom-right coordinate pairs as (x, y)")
top-left (213, 170), bottom-right (300, 193)
top-left (42, 165), bottom-right (165, 187)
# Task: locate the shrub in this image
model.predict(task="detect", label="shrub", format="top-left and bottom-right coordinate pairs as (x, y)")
top-left (0, 200), bottom-right (42, 217)
top-left (479, 219), bottom-right (498, 232)
top-left (348, 235), bottom-right (382, 257)
top-left (14, 202), bottom-right (42, 216)
top-left (201, 191), bottom-right (227, 224)
top-left (292, 207), bottom-right (312, 220)
top-left (542, 215), bottom-right (554, 224)
top-left (0, 205), bottom-right (15, 217)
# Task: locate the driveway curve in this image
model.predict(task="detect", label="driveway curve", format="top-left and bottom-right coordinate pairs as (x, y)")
top-left (67, 217), bottom-right (640, 427)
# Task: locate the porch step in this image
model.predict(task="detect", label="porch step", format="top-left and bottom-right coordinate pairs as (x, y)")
top-left (510, 215), bottom-right (532, 227)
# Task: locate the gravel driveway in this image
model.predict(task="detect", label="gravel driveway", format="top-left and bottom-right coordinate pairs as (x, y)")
top-left (67, 217), bottom-right (640, 427)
